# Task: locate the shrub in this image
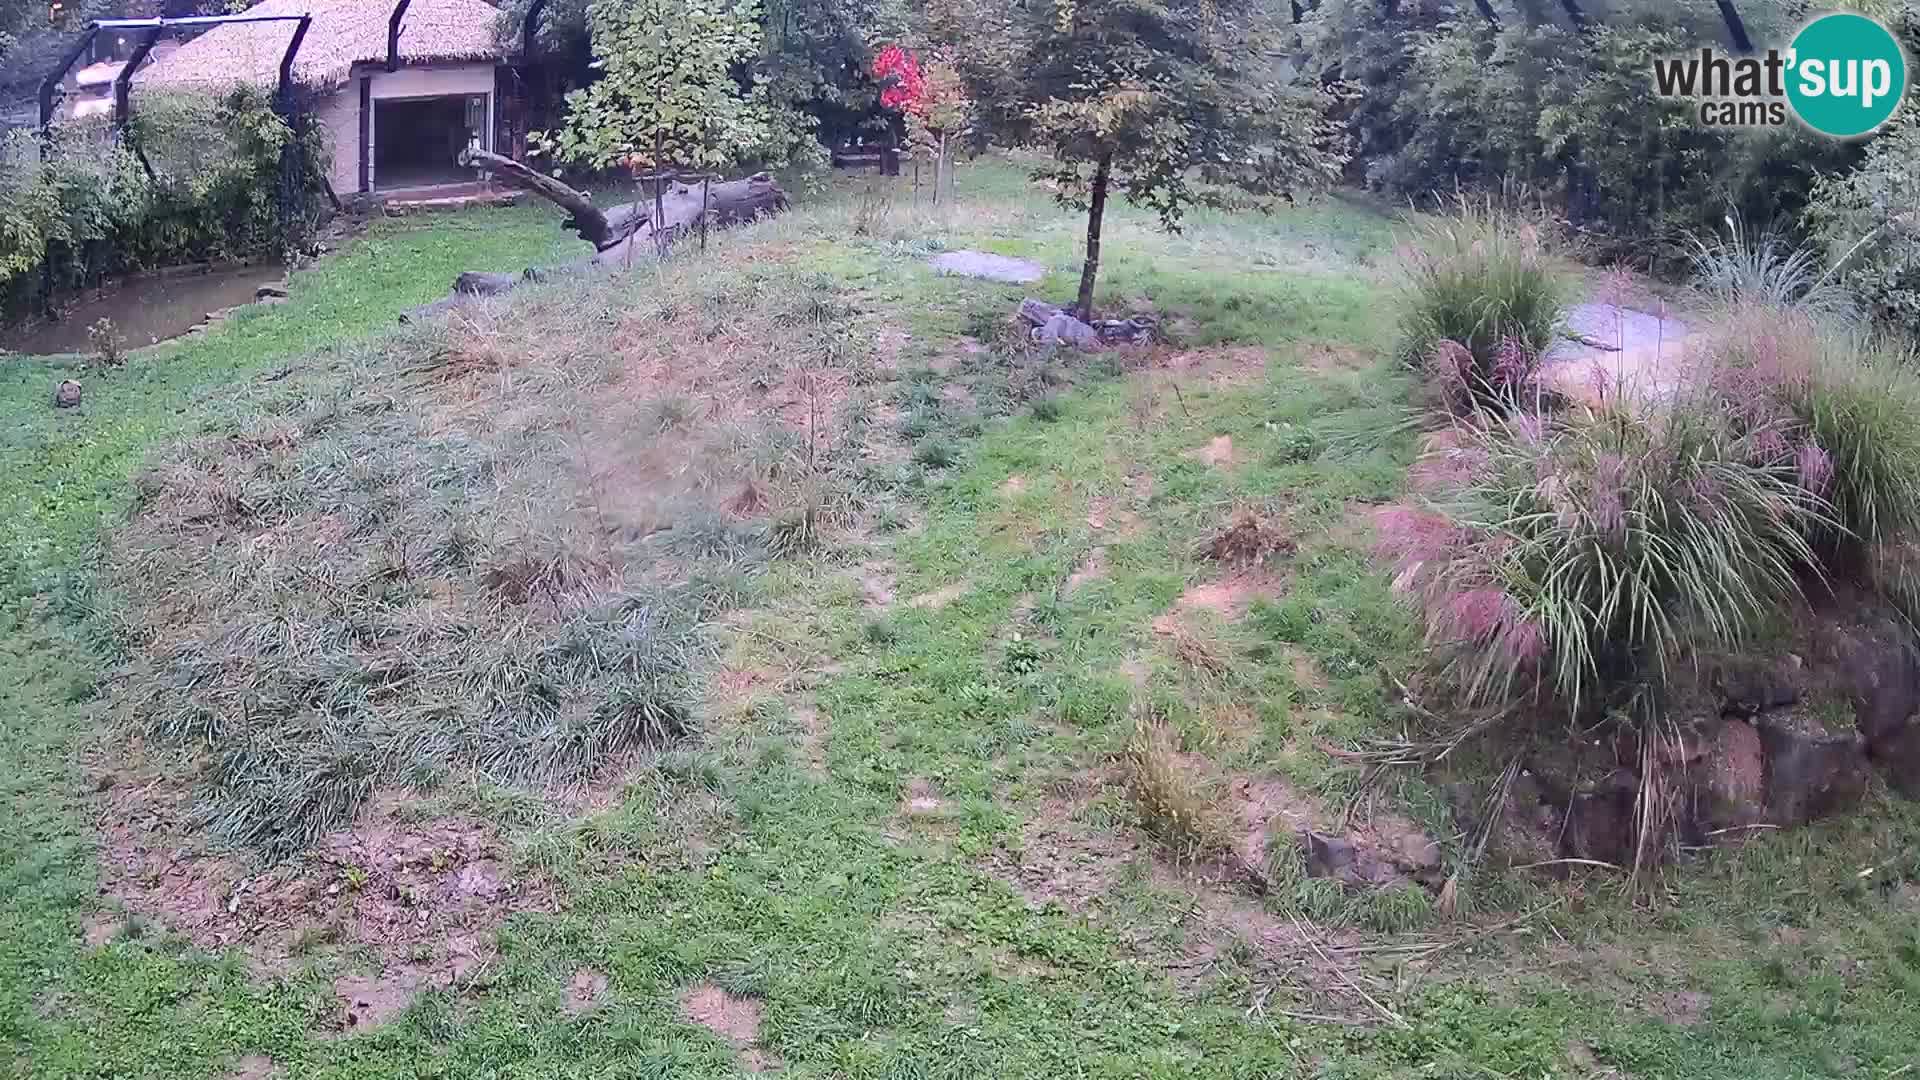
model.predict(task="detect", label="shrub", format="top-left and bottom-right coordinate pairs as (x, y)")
top-left (1124, 715), bottom-right (1230, 861)
top-left (1395, 196), bottom-right (1569, 407)
top-left (1806, 115), bottom-right (1920, 329)
top-left (0, 85), bottom-right (327, 317)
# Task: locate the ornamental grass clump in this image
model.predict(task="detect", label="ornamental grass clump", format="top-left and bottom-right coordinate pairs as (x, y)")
top-left (1396, 195), bottom-right (1570, 409)
top-left (1380, 398), bottom-right (1830, 714)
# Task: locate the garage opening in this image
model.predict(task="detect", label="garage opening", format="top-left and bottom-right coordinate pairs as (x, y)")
top-left (374, 95), bottom-right (485, 191)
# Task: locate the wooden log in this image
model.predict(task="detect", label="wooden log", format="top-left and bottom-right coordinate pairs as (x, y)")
top-left (404, 152), bottom-right (790, 323)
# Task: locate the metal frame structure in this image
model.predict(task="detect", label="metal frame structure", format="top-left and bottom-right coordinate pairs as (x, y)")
top-left (38, 13), bottom-right (314, 130)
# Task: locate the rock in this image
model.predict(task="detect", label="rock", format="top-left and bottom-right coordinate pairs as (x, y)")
top-left (1448, 774), bottom-right (1560, 870)
top-left (1018, 298), bottom-right (1063, 326)
top-left (1299, 830), bottom-right (1413, 888)
top-left (1759, 711), bottom-right (1870, 826)
top-left (1693, 718), bottom-right (1767, 832)
top-left (254, 282), bottom-right (290, 300)
top-left (1094, 316), bottom-right (1156, 345)
top-left (1037, 312), bottom-right (1102, 350)
top-left (1561, 769), bottom-right (1639, 867)
top-left (1875, 723), bottom-right (1920, 799)
top-left (930, 250), bottom-right (1047, 284)
top-left (1815, 611), bottom-right (1920, 747)
top-left (52, 379), bottom-right (81, 408)
top-left (1713, 655), bottom-right (1805, 717)
top-left (453, 271), bottom-right (519, 297)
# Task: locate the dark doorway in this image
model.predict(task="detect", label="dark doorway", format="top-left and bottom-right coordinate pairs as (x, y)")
top-left (374, 95), bottom-right (480, 190)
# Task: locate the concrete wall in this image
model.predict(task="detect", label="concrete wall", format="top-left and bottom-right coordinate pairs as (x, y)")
top-left (317, 63), bottom-right (500, 194)
top-left (315, 85), bottom-right (359, 196)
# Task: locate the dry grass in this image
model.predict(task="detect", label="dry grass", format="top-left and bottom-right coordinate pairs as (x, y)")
top-left (101, 239), bottom-right (898, 854)
top-left (1123, 715), bottom-right (1233, 862)
top-left (1200, 505), bottom-right (1296, 568)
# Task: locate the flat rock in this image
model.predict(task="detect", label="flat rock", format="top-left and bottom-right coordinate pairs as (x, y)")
top-left (930, 250), bottom-right (1046, 284)
top-left (1539, 302), bottom-right (1697, 407)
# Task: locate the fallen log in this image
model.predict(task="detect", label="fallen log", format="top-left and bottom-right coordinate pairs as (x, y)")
top-left (401, 150), bottom-right (790, 322)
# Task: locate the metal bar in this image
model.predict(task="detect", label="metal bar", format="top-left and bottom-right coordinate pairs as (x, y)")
top-left (113, 25), bottom-right (164, 130)
top-left (387, 0), bottom-right (411, 71)
top-left (92, 14), bottom-right (311, 28)
top-left (520, 0), bottom-right (547, 58)
top-left (278, 14), bottom-right (311, 97)
top-left (358, 76), bottom-right (371, 193)
top-left (39, 25), bottom-right (99, 129)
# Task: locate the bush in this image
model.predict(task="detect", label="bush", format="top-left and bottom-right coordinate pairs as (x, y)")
top-left (1806, 115), bottom-right (1920, 329)
top-left (1308, 4), bottom-right (1860, 262)
top-left (0, 84), bottom-right (327, 317)
top-left (1395, 196), bottom-right (1569, 406)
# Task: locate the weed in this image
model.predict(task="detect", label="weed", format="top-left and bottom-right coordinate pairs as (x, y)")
top-left (912, 438), bottom-right (959, 469)
top-left (88, 317), bottom-right (126, 369)
top-left (1690, 215), bottom-right (1857, 322)
top-left (1124, 715), bottom-right (1230, 860)
top-left (1031, 396), bottom-right (1064, 423)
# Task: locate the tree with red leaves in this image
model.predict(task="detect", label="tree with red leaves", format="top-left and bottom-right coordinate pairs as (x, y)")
top-left (873, 43), bottom-right (971, 204)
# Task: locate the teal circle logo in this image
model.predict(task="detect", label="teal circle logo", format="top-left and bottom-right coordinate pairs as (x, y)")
top-left (1787, 13), bottom-right (1908, 138)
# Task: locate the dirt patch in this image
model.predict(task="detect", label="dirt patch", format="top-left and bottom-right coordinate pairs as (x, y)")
top-left (908, 581), bottom-right (969, 610)
top-left (1086, 497), bottom-right (1144, 538)
top-left (1299, 343), bottom-right (1374, 375)
top-left (855, 562), bottom-right (897, 609)
top-left (1193, 435), bottom-right (1236, 470)
top-left (791, 702), bottom-right (829, 777)
top-left (1157, 346), bottom-right (1271, 387)
top-left (998, 474), bottom-right (1028, 497)
top-left (333, 968), bottom-right (426, 1033)
top-left (1648, 989), bottom-right (1711, 1027)
top-left (564, 968), bottom-right (611, 1016)
top-left (1229, 775), bottom-right (1327, 867)
top-left (987, 771), bottom-right (1139, 913)
top-left (224, 1054), bottom-right (279, 1080)
top-left (99, 780), bottom-right (553, 983)
top-left (680, 983), bottom-right (776, 1070)
top-left (902, 777), bottom-right (946, 816)
top-left (1154, 572), bottom-right (1285, 628)
top-left (1066, 547), bottom-right (1109, 596)
top-left (81, 913), bottom-right (125, 948)
top-left (1287, 647), bottom-right (1329, 693)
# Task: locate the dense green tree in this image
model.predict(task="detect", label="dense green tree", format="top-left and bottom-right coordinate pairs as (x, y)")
top-left (959, 0), bottom-right (1343, 320)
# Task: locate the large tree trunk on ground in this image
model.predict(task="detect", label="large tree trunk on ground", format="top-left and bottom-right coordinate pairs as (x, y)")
top-left (1075, 153), bottom-right (1113, 323)
top-left (401, 149), bottom-right (789, 321)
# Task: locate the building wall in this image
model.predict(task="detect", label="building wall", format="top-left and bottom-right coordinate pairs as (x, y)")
top-left (314, 63), bottom-right (500, 194)
top-left (367, 64), bottom-right (496, 100)
top-left (315, 84), bottom-right (359, 196)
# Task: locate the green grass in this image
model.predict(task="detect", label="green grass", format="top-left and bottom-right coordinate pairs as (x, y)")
top-left (0, 203), bottom-right (580, 616)
top-left (2, 158), bottom-right (1918, 1080)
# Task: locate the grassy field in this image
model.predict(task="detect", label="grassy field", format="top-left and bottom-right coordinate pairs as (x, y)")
top-left (3, 159), bottom-right (1919, 1080)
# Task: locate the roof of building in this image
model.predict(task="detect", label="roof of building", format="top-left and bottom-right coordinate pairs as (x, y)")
top-left (137, 0), bottom-right (505, 92)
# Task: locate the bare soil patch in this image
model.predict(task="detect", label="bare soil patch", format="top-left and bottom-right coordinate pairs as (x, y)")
top-left (82, 913), bottom-right (125, 948)
top-left (986, 771), bottom-right (1140, 914)
top-left (1298, 343), bottom-right (1374, 375)
top-left (1066, 547), bottom-right (1110, 595)
top-left (908, 581), bottom-right (969, 610)
top-left (998, 474), bottom-right (1028, 497)
top-left (902, 776), bottom-right (946, 816)
top-left (333, 969), bottom-right (425, 1034)
top-left (680, 983), bottom-right (777, 1071)
top-left (1648, 989), bottom-right (1711, 1027)
top-left (99, 779), bottom-right (553, 984)
top-left (225, 1054), bottom-right (280, 1080)
top-left (564, 968), bottom-right (611, 1016)
top-left (1155, 572), bottom-right (1286, 628)
top-left (1193, 435), bottom-right (1236, 470)
top-left (1156, 346), bottom-right (1272, 387)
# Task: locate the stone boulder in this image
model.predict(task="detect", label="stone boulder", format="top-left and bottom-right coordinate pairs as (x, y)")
top-left (1757, 710), bottom-right (1871, 826)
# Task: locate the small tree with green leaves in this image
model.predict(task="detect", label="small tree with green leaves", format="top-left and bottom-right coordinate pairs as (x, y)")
top-left (968, 0), bottom-right (1344, 320)
top-left (534, 0), bottom-right (778, 246)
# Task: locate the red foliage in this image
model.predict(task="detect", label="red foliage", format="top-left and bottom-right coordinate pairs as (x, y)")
top-left (873, 45), bottom-right (925, 113)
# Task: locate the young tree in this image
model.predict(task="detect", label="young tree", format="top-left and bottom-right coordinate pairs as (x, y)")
top-left (966, 0), bottom-right (1343, 320)
top-left (534, 0), bottom-right (785, 249)
top-left (873, 44), bottom-right (971, 204)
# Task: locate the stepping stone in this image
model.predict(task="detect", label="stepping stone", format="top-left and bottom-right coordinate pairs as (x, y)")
top-left (929, 250), bottom-right (1046, 284)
